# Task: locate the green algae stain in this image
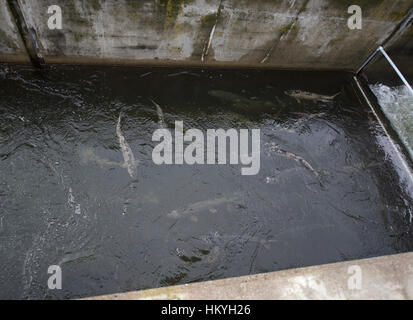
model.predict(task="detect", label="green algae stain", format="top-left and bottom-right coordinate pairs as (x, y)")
top-left (201, 13), bottom-right (217, 25)
top-left (279, 23), bottom-right (293, 38)
top-left (162, 0), bottom-right (185, 32)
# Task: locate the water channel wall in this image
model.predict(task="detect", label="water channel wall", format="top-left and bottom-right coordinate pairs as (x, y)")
top-left (0, 0), bottom-right (412, 74)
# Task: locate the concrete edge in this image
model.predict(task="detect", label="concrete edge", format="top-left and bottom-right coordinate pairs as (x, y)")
top-left (83, 252), bottom-right (413, 300)
top-left (0, 53), bottom-right (30, 63)
top-left (41, 56), bottom-right (356, 73)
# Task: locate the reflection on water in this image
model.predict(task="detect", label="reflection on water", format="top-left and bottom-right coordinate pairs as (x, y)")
top-left (0, 65), bottom-right (412, 299)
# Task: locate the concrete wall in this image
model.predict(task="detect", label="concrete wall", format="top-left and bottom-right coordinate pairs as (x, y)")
top-left (85, 252), bottom-right (413, 300)
top-left (0, 0), bottom-right (412, 71)
top-left (368, 10), bottom-right (413, 83)
top-left (0, 0), bottom-right (29, 62)
top-left (390, 26), bottom-right (413, 82)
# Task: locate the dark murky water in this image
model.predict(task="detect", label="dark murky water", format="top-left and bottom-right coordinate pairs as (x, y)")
top-left (0, 65), bottom-right (412, 299)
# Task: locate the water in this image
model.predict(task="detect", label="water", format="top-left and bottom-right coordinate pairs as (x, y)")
top-left (370, 84), bottom-right (413, 159)
top-left (0, 65), bottom-right (412, 299)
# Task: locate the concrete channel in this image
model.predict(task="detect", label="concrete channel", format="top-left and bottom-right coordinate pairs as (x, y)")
top-left (86, 252), bottom-right (413, 300)
top-left (0, 0), bottom-right (412, 300)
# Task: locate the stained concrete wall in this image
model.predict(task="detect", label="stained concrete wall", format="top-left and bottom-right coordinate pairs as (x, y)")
top-left (368, 10), bottom-right (413, 83)
top-left (389, 26), bottom-right (413, 82)
top-left (0, 0), bottom-right (29, 62)
top-left (0, 0), bottom-right (412, 71)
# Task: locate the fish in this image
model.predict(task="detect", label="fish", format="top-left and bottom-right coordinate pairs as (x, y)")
top-left (167, 196), bottom-right (239, 220)
top-left (199, 231), bottom-right (275, 250)
top-left (341, 161), bottom-right (384, 173)
top-left (79, 147), bottom-right (127, 168)
top-left (285, 90), bottom-right (340, 103)
top-left (167, 71), bottom-right (200, 78)
top-left (206, 246), bottom-right (221, 263)
top-left (116, 113), bottom-right (139, 179)
top-left (266, 142), bottom-right (318, 177)
top-left (139, 72), bottom-right (152, 78)
top-left (58, 250), bottom-right (95, 266)
top-left (208, 90), bottom-right (276, 112)
top-left (148, 98), bottom-right (165, 128)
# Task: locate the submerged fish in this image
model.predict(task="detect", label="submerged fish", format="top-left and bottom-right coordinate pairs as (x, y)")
top-left (167, 196), bottom-right (239, 220)
top-left (341, 161), bottom-right (384, 173)
top-left (148, 98), bottom-right (165, 128)
top-left (58, 250), bottom-right (95, 266)
top-left (208, 90), bottom-right (276, 112)
top-left (267, 142), bottom-right (318, 177)
top-left (167, 71), bottom-right (200, 78)
top-left (285, 90), bottom-right (340, 103)
top-left (200, 232), bottom-right (275, 250)
top-left (79, 147), bottom-right (126, 168)
top-left (206, 246), bottom-right (221, 264)
top-left (116, 113), bottom-right (138, 179)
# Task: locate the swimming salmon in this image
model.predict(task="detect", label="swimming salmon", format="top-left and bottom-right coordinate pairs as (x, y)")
top-left (167, 196), bottom-right (239, 220)
top-left (208, 90), bottom-right (276, 112)
top-left (267, 142), bottom-right (318, 177)
top-left (116, 113), bottom-right (138, 179)
top-left (285, 90), bottom-right (340, 103)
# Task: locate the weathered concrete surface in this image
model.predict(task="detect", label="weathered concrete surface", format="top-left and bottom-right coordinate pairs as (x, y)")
top-left (85, 252), bottom-right (413, 300)
top-left (389, 27), bottom-right (413, 83)
top-left (0, 0), bottom-right (412, 71)
top-left (368, 9), bottom-right (413, 83)
top-left (0, 0), bottom-right (29, 62)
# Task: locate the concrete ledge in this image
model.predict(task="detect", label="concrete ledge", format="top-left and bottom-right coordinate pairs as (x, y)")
top-left (85, 252), bottom-right (413, 300)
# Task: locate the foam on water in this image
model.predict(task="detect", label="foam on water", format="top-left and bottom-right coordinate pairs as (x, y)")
top-left (370, 84), bottom-right (413, 158)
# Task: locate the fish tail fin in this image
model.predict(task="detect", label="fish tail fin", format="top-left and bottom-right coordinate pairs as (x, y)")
top-left (116, 112), bottom-right (122, 135)
top-left (117, 111), bottom-right (123, 125)
top-left (148, 97), bottom-right (160, 109)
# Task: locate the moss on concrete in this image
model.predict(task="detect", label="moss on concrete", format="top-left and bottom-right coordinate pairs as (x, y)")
top-left (0, 28), bottom-right (19, 50)
top-left (162, 0), bottom-right (185, 32)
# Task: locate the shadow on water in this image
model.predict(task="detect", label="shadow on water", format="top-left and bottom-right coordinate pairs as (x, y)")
top-left (0, 64), bottom-right (412, 299)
